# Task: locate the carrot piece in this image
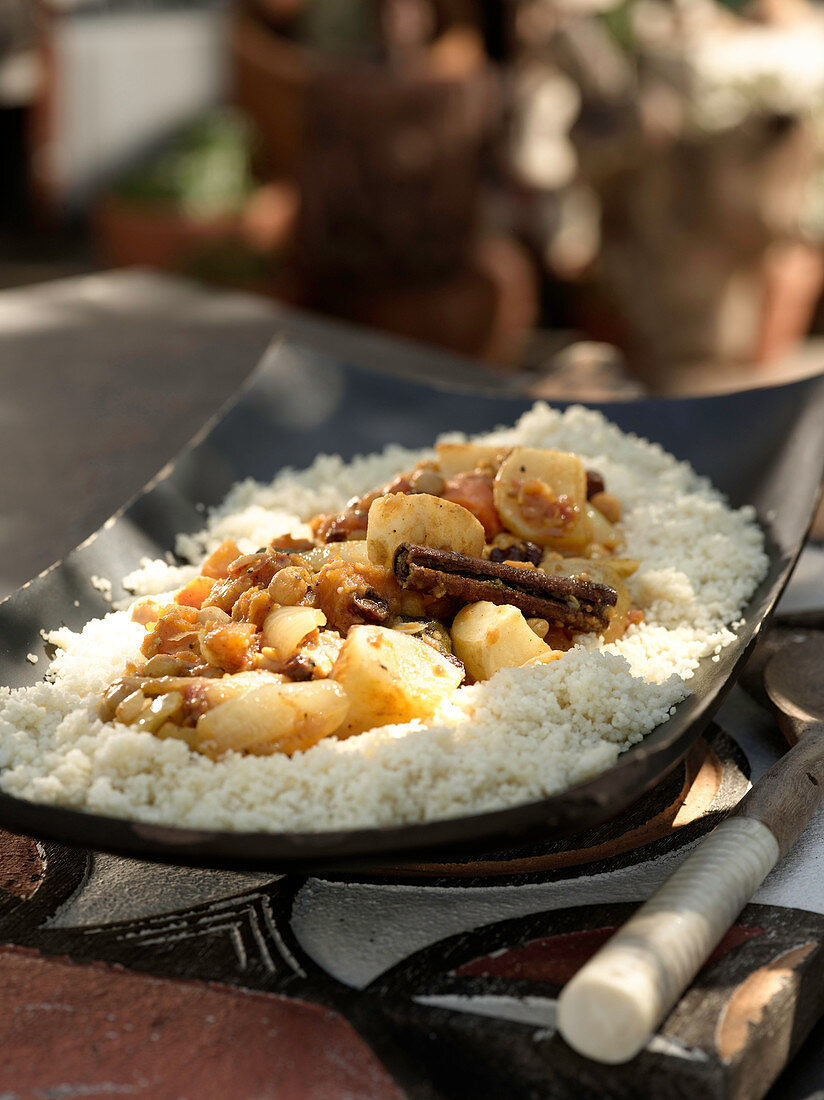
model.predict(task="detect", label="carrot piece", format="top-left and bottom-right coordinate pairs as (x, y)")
top-left (175, 575), bottom-right (216, 610)
top-left (441, 472), bottom-right (503, 539)
top-left (201, 539), bottom-right (241, 579)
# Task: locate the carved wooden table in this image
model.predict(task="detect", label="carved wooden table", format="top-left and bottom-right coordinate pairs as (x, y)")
top-left (3, 271), bottom-right (824, 1099)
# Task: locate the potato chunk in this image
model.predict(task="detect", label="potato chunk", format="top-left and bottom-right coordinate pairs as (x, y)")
top-left (436, 442), bottom-right (509, 478)
top-left (331, 625), bottom-right (464, 736)
top-left (451, 601), bottom-right (559, 681)
top-left (493, 447), bottom-right (591, 551)
top-left (194, 679), bottom-right (349, 756)
top-left (366, 492), bottom-right (485, 568)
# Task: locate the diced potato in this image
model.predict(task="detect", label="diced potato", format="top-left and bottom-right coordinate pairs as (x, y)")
top-left (262, 605), bottom-right (327, 659)
top-left (195, 679), bottom-right (349, 756)
top-left (451, 601), bottom-right (558, 681)
top-left (436, 442), bottom-right (509, 478)
top-left (493, 447), bottom-right (591, 551)
top-left (331, 625), bottom-right (464, 736)
top-left (366, 493), bottom-right (485, 568)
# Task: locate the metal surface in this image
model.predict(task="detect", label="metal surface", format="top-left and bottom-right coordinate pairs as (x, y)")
top-left (765, 635), bottom-right (824, 743)
top-left (1, 328), bottom-right (824, 869)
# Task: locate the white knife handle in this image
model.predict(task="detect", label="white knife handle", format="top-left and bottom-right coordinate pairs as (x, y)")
top-left (556, 816), bottom-right (779, 1064)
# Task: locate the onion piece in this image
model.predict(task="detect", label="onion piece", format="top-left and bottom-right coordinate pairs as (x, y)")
top-left (194, 679), bottom-right (349, 756)
top-left (262, 605), bottom-right (327, 659)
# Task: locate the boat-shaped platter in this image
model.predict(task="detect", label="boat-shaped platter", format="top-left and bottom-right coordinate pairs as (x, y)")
top-left (2, 330), bottom-right (823, 869)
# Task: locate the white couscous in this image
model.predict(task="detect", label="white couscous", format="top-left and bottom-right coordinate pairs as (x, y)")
top-left (0, 403), bottom-right (767, 832)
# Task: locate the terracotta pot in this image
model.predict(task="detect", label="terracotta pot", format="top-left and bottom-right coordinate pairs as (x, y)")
top-left (231, 6), bottom-right (313, 178)
top-left (576, 116), bottom-right (824, 385)
top-left (341, 266), bottom-right (499, 358)
top-left (231, 4), bottom-right (499, 288)
top-left (756, 240), bottom-right (824, 363)
top-left (327, 232), bottom-right (539, 364)
top-left (92, 196), bottom-right (241, 271)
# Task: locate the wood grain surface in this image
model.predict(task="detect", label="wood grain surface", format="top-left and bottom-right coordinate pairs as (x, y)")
top-left (737, 726), bottom-right (824, 857)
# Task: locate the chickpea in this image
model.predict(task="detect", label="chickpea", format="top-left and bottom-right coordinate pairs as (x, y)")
top-left (268, 565), bottom-right (310, 606)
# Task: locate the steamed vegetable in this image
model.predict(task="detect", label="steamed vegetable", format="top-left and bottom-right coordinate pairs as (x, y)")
top-left (331, 624), bottom-right (464, 735)
top-left (366, 492), bottom-right (485, 568)
top-left (493, 447), bottom-right (591, 551)
top-left (451, 601), bottom-right (559, 681)
top-left (195, 680), bottom-right (349, 756)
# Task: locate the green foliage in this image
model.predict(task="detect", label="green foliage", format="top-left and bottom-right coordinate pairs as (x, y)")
top-left (113, 109), bottom-right (254, 218)
top-left (601, 1), bottom-right (634, 53)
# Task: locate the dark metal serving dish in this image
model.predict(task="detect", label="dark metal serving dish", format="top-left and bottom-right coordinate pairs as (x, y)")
top-left (1, 332), bottom-right (823, 870)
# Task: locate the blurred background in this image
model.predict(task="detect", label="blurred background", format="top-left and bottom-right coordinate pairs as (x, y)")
top-left (4, 0), bottom-right (824, 393)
